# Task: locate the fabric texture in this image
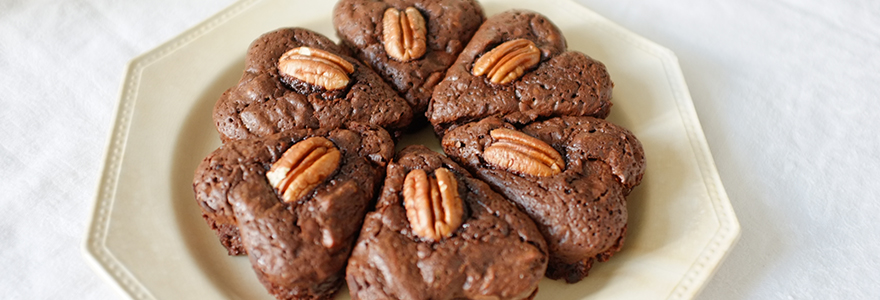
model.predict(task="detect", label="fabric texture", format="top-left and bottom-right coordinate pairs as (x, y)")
top-left (1, 0), bottom-right (878, 299)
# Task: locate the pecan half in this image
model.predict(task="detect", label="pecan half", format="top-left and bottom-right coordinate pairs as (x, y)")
top-left (278, 47), bottom-right (355, 91)
top-left (472, 39), bottom-right (541, 84)
top-left (402, 168), bottom-right (463, 241)
top-left (383, 7), bottom-right (427, 62)
top-left (483, 128), bottom-right (564, 177)
top-left (266, 137), bottom-right (341, 203)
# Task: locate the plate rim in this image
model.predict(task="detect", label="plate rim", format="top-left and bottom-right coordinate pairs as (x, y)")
top-left (544, 1), bottom-right (741, 298)
top-left (82, 0), bottom-right (741, 299)
top-left (82, 1), bottom-right (263, 299)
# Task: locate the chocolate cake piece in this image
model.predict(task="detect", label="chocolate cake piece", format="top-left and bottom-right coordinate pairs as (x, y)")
top-left (213, 27), bottom-right (413, 141)
top-left (333, 0), bottom-right (485, 123)
top-left (427, 10), bottom-right (613, 134)
top-left (192, 123), bottom-right (394, 299)
top-left (346, 145), bottom-right (548, 299)
top-left (441, 116), bottom-right (645, 283)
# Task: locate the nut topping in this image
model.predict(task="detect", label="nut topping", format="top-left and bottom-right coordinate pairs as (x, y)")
top-left (472, 39), bottom-right (541, 84)
top-left (278, 47), bottom-right (355, 91)
top-left (383, 7), bottom-right (427, 62)
top-left (402, 168), bottom-right (463, 241)
top-left (483, 128), bottom-right (564, 177)
top-left (266, 137), bottom-right (341, 203)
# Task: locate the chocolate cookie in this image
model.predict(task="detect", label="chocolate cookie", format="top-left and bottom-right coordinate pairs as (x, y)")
top-left (192, 124), bottom-right (394, 299)
top-left (333, 0), bottom-right (485, 123)
top-left (441, 116), bottom-right (645, 283)
top-left (213, 27), bottom-right (413, 141)
top-left (427, 10), bottom-right (613, 134)
top-left (346, 146), bottom-right (548, 299)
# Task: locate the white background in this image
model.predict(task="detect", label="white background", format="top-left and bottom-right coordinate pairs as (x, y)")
top-left (1, 0), bottom-right (878, 299)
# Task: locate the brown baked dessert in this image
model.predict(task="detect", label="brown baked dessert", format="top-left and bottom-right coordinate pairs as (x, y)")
top-left (192, 123), bottom-right (394, 299)
top-left (213, 27), bottom-right (413, 141)
top-left (333, 0), bottom-right (485, 124)
top-left (346, 145), bottom-right (548, 299)
top-left (427, 10), bottom-right (613, 134)
top-left (441, 116), bottom-right (646, 283)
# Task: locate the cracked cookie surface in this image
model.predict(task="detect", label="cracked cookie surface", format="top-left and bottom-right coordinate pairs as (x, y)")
top-left (213, 27), bottom-right (413, 141)
top-left (427, 10), bottom-right (613, 134)
top-left (346, 146), bottom-right (548, 300)
top-left (333, 0), bottom-right (485, 124)
top-left (441, 116), bottom-right (645, 283)
top-left (192, 124), bottom-right (393, 299)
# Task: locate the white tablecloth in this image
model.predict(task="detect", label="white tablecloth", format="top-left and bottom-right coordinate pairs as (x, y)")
top-left (2, 0), bottom-right (878, 299)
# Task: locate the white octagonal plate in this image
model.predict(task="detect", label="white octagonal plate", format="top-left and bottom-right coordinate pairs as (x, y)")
top-left (84, 0), bottom-right (740, 299)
